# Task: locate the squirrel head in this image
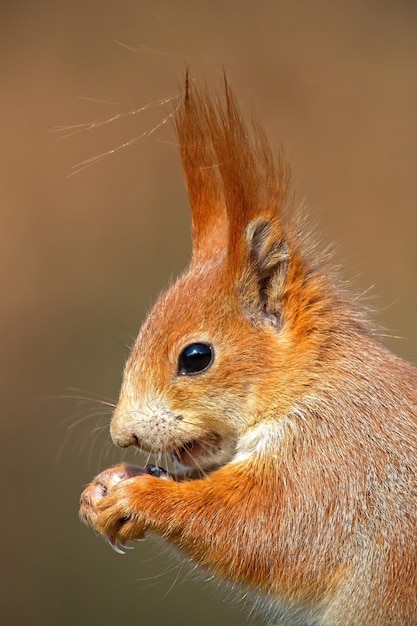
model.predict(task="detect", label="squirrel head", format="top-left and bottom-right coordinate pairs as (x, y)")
top-left (110, 76), bottom-right (355, 471)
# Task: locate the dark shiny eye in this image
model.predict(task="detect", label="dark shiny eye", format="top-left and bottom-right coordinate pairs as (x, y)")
top-left (178, 343), bottom-right (214, 375)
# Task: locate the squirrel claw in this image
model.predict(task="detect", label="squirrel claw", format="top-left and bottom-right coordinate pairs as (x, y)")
top-left (105, 534), bottom-right (133, 555)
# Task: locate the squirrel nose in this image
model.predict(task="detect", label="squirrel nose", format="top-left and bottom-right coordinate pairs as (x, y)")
top-left (111, 432), bottom-right (138, 448)
top-left (110, 415), bottom-right (139, 448)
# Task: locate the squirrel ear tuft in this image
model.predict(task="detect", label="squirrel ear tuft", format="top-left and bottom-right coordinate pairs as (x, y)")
top-left (241, 218), bottom-right (290, 323)
top-left (175, 74), bottom-right (291, 291)
top-left (175, 74), bottom-right (228, 263)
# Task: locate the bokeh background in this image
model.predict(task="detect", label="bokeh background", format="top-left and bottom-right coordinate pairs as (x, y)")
top-left (2, 1), bottom-right (416, 625)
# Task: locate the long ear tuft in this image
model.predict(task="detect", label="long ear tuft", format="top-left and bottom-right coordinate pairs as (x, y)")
top-left (175, 74), bottom-right (292, 320)
top-left (207, 78), bottom-right (290, 269)
top-left (175, 72), bottom-right (228, 262)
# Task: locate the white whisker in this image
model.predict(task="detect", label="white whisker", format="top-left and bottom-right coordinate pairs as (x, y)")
top-left (160, 559), bottom-right (185, 599)
top-left (114, 39), bottom-right (178, 59)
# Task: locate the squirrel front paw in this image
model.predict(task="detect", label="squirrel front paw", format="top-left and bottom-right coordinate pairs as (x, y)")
top-left (80, 463), bottom-right (166, 552)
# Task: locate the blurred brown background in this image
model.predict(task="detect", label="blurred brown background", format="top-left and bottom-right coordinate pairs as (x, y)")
top-left (1, 1), bottom-right (416, 625)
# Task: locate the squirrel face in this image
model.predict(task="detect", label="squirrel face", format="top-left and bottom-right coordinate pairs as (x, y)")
top-left (111, 259), bottom-right (287, 470)
top-left (110, 79), bottom-right (347, 472)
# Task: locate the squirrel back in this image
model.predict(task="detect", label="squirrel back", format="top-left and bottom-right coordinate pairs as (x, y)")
top-left (82, 77), bottom-right (417, 626)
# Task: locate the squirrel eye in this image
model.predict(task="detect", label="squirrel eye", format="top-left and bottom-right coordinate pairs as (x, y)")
top-left (178, 343), bottom-right (214, 375)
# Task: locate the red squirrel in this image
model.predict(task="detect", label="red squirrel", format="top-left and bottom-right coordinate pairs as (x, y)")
top-left (80, 76), bottom-right (417, 625)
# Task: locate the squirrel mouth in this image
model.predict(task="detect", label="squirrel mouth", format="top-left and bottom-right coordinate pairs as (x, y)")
top-left (173, 432), bottom-right (223, 468)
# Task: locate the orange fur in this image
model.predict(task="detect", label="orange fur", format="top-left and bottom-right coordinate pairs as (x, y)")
top-left (80, 77), bottom-right (417, 625)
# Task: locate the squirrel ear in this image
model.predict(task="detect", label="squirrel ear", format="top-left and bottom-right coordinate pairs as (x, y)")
top-left (175, 74), bottom-right (290, 294)
top-left (241, 217), bottom-right (290, 323)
